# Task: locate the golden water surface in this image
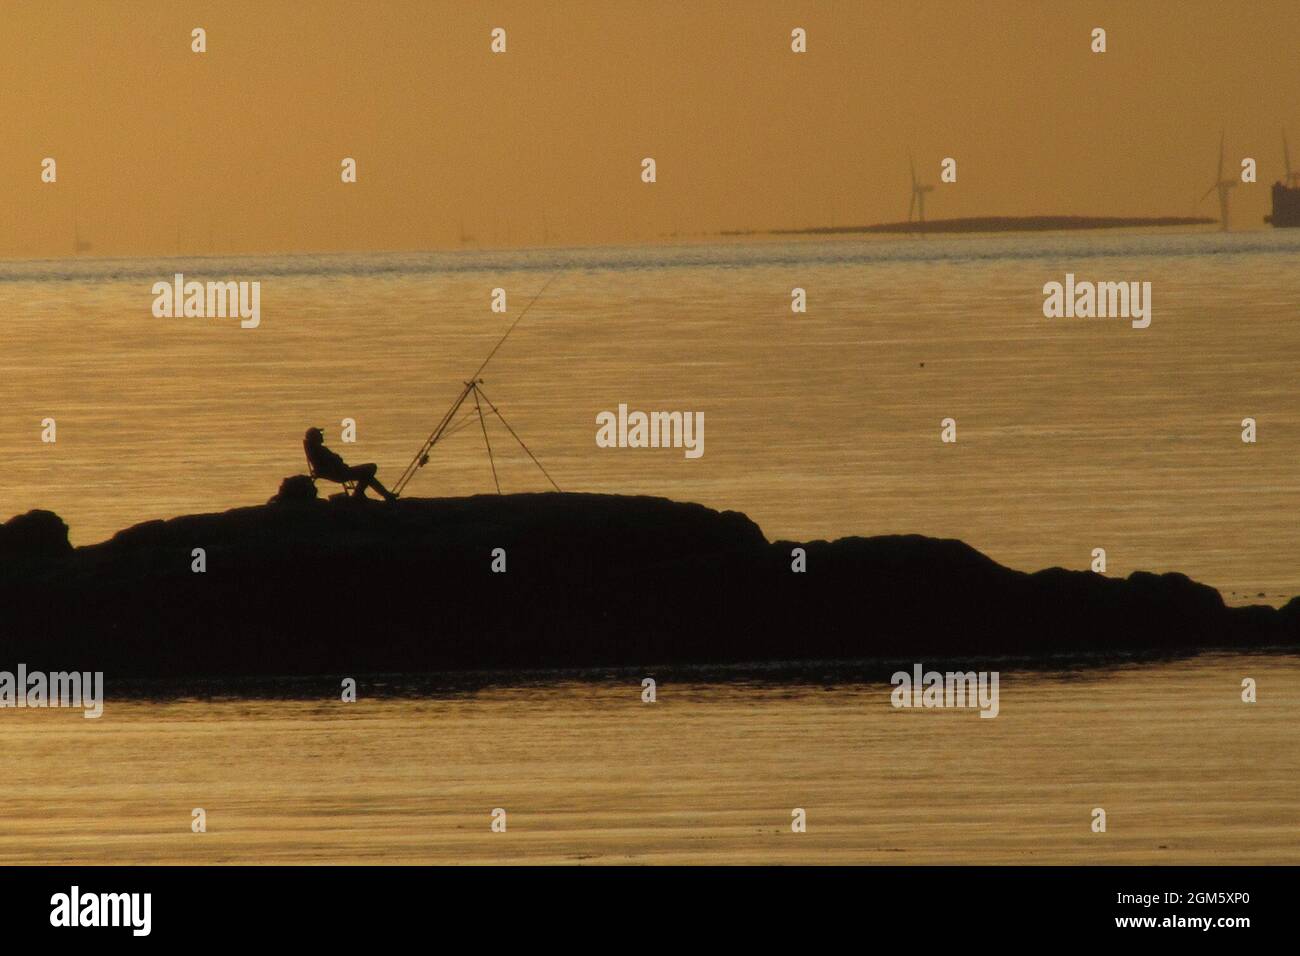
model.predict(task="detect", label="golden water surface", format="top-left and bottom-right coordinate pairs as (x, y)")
top-left (4, 231), bottom-right (1298, 603)
top-left (1, 654), bottom-right (1295, 865)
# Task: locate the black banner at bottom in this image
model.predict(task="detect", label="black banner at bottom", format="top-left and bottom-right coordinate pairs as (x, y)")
top-left (2, 865), bottom-right (1283, 941)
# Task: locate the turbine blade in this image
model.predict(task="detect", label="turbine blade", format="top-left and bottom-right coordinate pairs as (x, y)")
top-left (909, 191), bottom-right (917, 220)
top-left (1200, 183), bottom-right (1216, 202)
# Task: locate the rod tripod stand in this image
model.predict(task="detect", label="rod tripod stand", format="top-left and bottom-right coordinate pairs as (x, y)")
top-left (391, 378), bottom-right (561, 497)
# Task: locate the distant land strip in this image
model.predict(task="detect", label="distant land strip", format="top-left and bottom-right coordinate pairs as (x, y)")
top-left (723, 216), bottom-right (1217, 237)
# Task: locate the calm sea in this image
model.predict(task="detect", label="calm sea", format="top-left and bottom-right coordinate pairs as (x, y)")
top-left (3, 229), bottom-right (1298, 602)
top-left (0, 655), bottom-right (1295, 865)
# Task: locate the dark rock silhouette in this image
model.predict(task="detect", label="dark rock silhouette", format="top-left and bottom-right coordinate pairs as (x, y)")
top-left (0, 493), bottom-right (1293, 679)
top-left (270, 474), bottom-right (319, 505)
top-left (0, 509), bottom-right (73, 562)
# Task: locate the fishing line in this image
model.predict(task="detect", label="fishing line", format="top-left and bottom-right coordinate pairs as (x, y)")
top-left (392, 272), bottom-right (560, 496)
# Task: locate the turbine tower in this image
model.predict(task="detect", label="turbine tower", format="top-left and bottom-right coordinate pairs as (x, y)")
top-left (1283, 130), bottom-right (1300, 188)
top-left (908, 151), bottom-right (934, 226)
top-left (1200, 132), bottom-right (1236, 231)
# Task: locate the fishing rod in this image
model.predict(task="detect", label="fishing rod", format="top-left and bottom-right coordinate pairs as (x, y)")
top-left (392, 274), bottom-right (559, 497)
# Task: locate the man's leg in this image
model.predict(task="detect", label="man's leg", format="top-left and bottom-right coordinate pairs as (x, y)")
top-left (344, 463), bottom-right (396, 501)
top-left (368, 474), bottom-right (398, 501)
top-left (344, 463), bottom-right (378, 498)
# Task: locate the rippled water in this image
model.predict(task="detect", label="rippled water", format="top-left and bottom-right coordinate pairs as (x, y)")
top-left (3, 229), bottom-right (1298, 602)
top-left (0, 655), bottom-right (1295, 865)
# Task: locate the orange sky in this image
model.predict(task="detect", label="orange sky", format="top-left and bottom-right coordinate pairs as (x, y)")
top-left (2, 0), bottom-right (1297, 257)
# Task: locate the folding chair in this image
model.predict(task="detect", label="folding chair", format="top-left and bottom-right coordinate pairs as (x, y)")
top-left (304, 443), bottom-right (357, 499)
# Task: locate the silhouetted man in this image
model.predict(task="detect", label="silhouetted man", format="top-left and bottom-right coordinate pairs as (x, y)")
top-left (303, 427), bottom-right (397, 502)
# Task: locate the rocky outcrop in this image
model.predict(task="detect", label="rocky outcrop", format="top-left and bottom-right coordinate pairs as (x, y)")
top-left (0, 493), bottom-right (1292, 678)
top-left (0, 510), bottom-right (72, 562)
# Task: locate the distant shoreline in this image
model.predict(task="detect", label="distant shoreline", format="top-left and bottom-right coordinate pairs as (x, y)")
top-left (80, 648), bottom-right (1300, 700)
top-left (723, 215), bottom-right (1217, 237)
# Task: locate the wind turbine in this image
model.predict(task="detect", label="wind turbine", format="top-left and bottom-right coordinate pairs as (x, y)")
top-left (1283, 130), bottom-right (1300, 188)
top-left (1200, 132), bottom-right (1236, 231)
top-left (907, 151), bottom-right (934, 226)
